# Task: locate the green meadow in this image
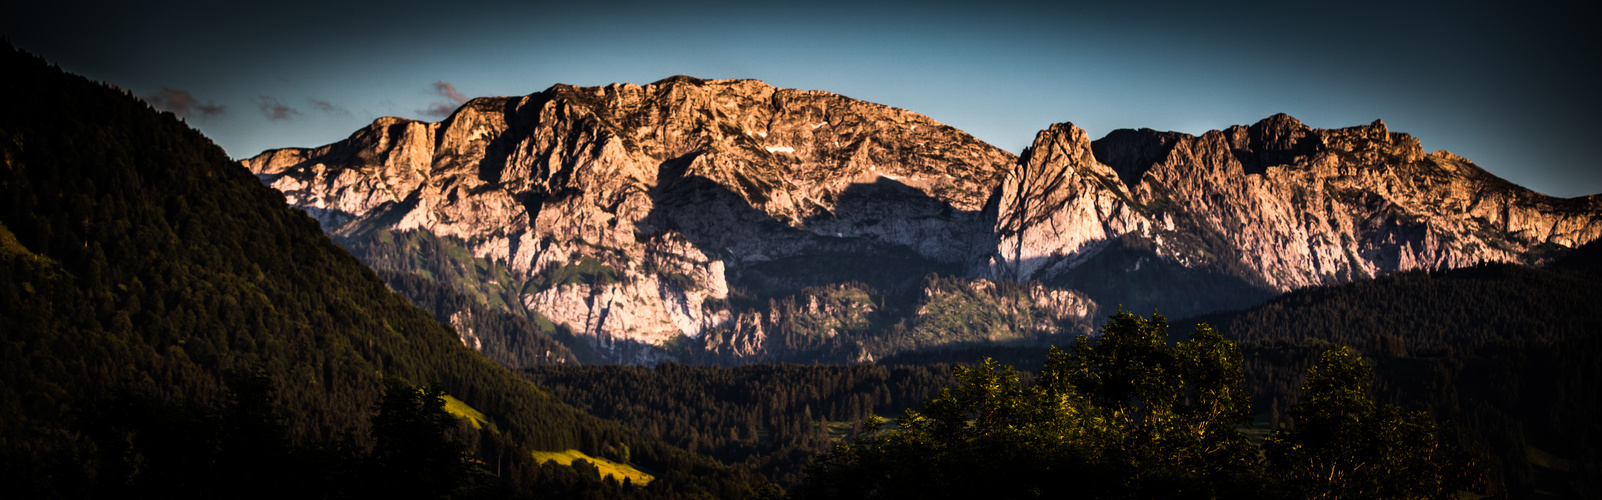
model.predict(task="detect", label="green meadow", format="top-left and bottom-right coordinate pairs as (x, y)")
top-left (529, 449), bottom-right (654, 485)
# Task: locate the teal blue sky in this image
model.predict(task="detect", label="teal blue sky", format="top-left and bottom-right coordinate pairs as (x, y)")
top-left (6, 0), bottom-right (1598, 197)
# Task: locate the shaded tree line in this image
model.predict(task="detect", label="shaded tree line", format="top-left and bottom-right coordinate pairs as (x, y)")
top-left (75, 369), bottom-right (718, 500)
top-left (796, 312), bottom-right (1474, 499)
top-left (868, 249), bottom-right (1602, 496)
top-left (1183, 246), bottom-right (1602, 497)
top-left (77, 371), bottom-right (479, 499)
top-left (521, 363), bottom-right (958, 486)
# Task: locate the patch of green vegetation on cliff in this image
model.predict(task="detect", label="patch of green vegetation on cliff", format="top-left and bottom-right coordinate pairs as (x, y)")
top-left (533, 256), bottom-right (623, 292)
top-left (337, 227), bottom-right (587, 366)
top-left (771, 284), bottom-right (879, 341)
top-left (861, 275), bottom-right (1089, 358)
top-left (732, 246), bottom-right (959, 302)
top-left (344, 228), bottom-right (525, 313)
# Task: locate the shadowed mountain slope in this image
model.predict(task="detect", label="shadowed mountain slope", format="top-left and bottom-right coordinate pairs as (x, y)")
top-left (0, 44), bottom-right (766, 498)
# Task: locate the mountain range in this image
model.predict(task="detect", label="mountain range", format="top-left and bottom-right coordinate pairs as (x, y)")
top-left (245, 76), bottom-right (1602, 364)
top-left (7, 41), bottom-right (1598, 497)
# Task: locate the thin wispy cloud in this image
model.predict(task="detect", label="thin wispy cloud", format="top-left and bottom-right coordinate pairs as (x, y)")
top-left (257, 96), bottom-right (301, 120)
top-left (146, 87), bottom-right (225, 119)
top-left (310, 99), bottom-right (351, 116)
top-left (435, 81), bottom-right (468, 103)
top-left (421, 81), bottom-right (469, 118)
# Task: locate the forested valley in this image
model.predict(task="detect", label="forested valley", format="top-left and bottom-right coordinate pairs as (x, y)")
top-left (520, 247), bottom-right (1602, 497)
top-left (4, 39), bottom-right (1600, 499)
top-left (522, 363), bottom-right (957, 486)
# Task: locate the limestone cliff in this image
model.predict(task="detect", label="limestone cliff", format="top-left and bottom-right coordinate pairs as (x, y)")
top-left (247, 78), bottom-right (1601, 362)
top-left (246, 76), bottom-right (1019, 362)
top-left (689, 278), bottom-right (1096, 364)
top-left (1000, 114), bottom-right (1602, 317)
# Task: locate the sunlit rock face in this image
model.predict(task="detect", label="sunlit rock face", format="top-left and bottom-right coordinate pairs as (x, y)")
top-left (248, 77), bottom-right (1601, 362)
top-left (246, 76), bottom-right (1017, 362)
top-left (993, 115), bottom-right (1602, 318)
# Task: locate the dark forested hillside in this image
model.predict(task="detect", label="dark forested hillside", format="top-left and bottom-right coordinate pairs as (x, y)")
top-left (521, 364), bottom-right (957, 486)
top-left (339, 226), bottom-right (585, 367)
top-left (1184, 249), bottom-right (1602, 497)
top-left (825, 254), bottom-right (1602, 497)
top-left (377, 266), bottom-right (584, 366)
top-left (0, 44), bottom-right (766, 498)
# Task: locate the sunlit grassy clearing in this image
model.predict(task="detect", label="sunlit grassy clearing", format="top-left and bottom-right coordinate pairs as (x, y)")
top-left (530, 449), bottom-right (654, 485)
top-left (0, 221), bottom-right (36, 257)
top-left (441, 394), bottom-right (492, 431)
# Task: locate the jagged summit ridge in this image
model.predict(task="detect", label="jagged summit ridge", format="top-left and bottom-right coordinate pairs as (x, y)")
top-left (1001, 117), bottom-right (1602, 305)
top-left (246, 79), bottom-right (1601, 362)
top-left (246, 76), bottom-right (1023, 362)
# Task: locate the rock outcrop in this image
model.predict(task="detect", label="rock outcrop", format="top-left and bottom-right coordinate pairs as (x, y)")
top-left (247, 78), bottom-right (1602, 362)
top-left (689, 278), bottom-right (1097, 364)
top-left (998, 115), bottom-right (1602, 318)
top-left (247, 76), bottom-right (1017, 362)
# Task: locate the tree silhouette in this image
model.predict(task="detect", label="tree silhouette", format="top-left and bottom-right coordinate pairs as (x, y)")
top-left (1263, 347), bottom-right (1461, 498)
top-left (367, 378), bottom-right (478, 498)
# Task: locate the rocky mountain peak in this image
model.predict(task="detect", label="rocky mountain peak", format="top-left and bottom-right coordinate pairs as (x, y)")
top-left (246, 76), bottom-right (1023, 362)
top-left (990, 122), bottom-right (1142, 281)
top-left (1228, 113), bottom-right (1319, 175)
top-left (248, 84), bottom-right (1602, 363)
top-left (650, 74), bottom-right (711, 86)
top-left (1255, 112), bottom-right (1306, 130)
top-left (1004, 114), bottom-right (1600, 317)
top-left (1028, 123), bottom-right (1099, 165)
top-left (1091, 128), bottom-right (1188, 189)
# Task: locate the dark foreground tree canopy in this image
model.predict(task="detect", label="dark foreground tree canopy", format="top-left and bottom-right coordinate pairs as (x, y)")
top-left (827, 256), bottom-right (1602, 497)
top-left (75, 371), bottom-right (479, 499)
top-left (1189, 249), bottom-right (1602, 497)
top-left (0, 42), bottom-right (769, 498)
top-left (795, 312), bottom-right (1469, 499)
top-left (1261, 347), bottom-right (1455, 498)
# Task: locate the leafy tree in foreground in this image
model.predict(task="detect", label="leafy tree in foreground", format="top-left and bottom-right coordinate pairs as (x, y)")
top-left (798, 313), bottom-right (1473, 499)
top-left (796, 311), bottom-right (1259, 499)
top-left (1263, 347), bottom-right (1467, 499)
